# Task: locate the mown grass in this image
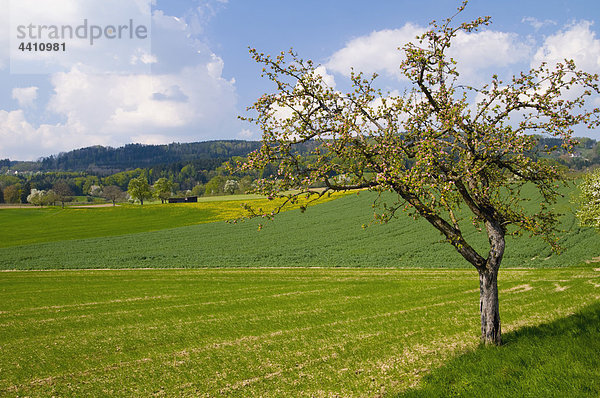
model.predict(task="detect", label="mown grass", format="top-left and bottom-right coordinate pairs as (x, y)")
top-left (0, 193), bottom-right (344, 248)
top-left (0, 268), bottom-right (598, 397)
top-left (1, 189), bottom-right (600, 270)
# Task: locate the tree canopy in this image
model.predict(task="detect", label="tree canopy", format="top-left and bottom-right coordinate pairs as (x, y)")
top-left (127, 176), bottom-right (152, 205)
top-left (237, 2), bottom-right (600, 345)
top-left (102, 185), bottom-right (126, 206)
top-left (153, 178), bottom-right (174, 203)
top-left (52, 180), bottom-right (73, 208)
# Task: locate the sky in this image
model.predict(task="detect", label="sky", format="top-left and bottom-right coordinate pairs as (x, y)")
top-left (0, 0), bottom-right (599, 160)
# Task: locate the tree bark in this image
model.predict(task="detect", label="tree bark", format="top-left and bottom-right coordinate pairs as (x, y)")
top-left (476, 216), bottom-right (505, 345)
top-left (479, 268), bottom-right (501, 345)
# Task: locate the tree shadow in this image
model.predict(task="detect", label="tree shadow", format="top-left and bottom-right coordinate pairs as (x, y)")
top-left (398, 302), bottom-right (600, 397)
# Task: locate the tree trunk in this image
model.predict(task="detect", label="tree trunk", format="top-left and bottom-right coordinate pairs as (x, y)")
top-left (479, 268), bottom-right (501, 345)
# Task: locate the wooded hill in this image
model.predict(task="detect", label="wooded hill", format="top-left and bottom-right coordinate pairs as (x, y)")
top-left (3, 136), bottom-right (599, 175)
top-left (37, 141), bottom-right (262, 174)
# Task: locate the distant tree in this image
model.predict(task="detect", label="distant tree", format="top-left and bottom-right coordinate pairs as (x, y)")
top-left (43, 190), bottom-right (59, 206)
top-left (0, 186), bottom-right (4, 203)
top-left (27, 189), bottom-right (45, 206)
top-left (53, 180), bottom-right (73, 208)
top-left (20, 182), bottom-right (30, 204)
top-left (238, 176), bottom-right (255, 194)
top-left (3, 185), bottom-right (20, 204)
top-left (128, 176), bottom-right (152, 205)
top-left (237, 3), bottom-right (600, 345)
top-left (88, 185), bottom-right (103, 197)
top-left (180, 164), bottom-right (196, 179)
top-left (191, 184), bottom-right (205, 197)
top-left (0, 175), bottom-right (20, 189)
top-left (204, 175), bottom-right (226, 196)
top-left (102, 185), bottom-right (126, 206)
top-left (26, 189), bottom-right (57, 207)
top-left (82, 176), bottom-right (101, 195)
top-left (224, 179), bottom-right (239, 195)
top-left (576, 168), bottom-right (600, 230)
top-left (103, 169), bottom-right (144, 190)
top-left (153, 177), bottom-right (174, 203)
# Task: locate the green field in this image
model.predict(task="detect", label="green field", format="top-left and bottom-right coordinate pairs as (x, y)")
top-left (0, 193), bottom-right (343, 249)
top-left (0, 268), bottom-right (598, 397)
top-left (1, 187), bottom-right (600, 396)
top-left (1, 189), bottom-right (600, 270)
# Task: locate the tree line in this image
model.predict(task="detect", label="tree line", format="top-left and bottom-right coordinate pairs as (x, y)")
top-left (20, 141), bottom-right (261, 173)
top-left (0, 137), bottom-right (598, 205)
top-left (0, 157), bottom-right (263, 205)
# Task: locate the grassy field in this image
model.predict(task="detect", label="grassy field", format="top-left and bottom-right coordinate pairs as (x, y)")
top-left (0, 193), bottom-right (344, 249)
top-left (401, 300), bottom-right (600, 397)
top-left (0, 268), bottom-right (598, 397)
top-left (1, 189), bottom-right (600, 270)
top-left (1, 185), bottom-right (600, 396)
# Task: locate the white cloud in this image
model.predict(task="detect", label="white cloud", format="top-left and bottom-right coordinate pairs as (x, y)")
top-left (529, 21), bottom-right (600, 126)
top-left (131, 50), bottom-right (158, 65)
top-left (206, 53), bottom-right (225, 80)
top-left (0, 111), bottom-right (37, 151)
top-left (314, 65), bottom-right (336, 88)
top-left (237, 129), bottom-right (254, 139)
top-left (193, 0), bottom-right (229, 32)
top-left (45, 62), bottom-right (237, 139)
top-left (522, 17), bottom-right (557, 31)
top-left (150, 10), bottom-right (215, 74)
top-left (0, 110), bottom-right (89, 159)
top-left (12, 87), bottom-right (39, 108)
top-left (532, 20), bottom-right (600, 72)
top-left (449, 30), bottom-right (531, 82)
top-left (9, 0), bottom-right (152, 74)
top-left (0, 3), bottom-right (241, 160)
top-left (327, 24), bottom-right (531, 84)
top-left (1, 58), bottom-right (239, 159)
top-left (327, 24), bottom-right (424, 80)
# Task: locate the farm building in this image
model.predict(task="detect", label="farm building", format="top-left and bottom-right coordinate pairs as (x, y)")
top-left (168, 196), bottom-right (198, 203)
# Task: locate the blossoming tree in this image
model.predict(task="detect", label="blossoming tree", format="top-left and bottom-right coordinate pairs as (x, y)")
top-left (576, 168), bottom-right (600, 230)
top-left (237, 3), bottom-right (600, 345)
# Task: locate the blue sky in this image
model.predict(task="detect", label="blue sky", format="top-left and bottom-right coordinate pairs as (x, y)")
top-left (1, 0), bottom-right (599, 160)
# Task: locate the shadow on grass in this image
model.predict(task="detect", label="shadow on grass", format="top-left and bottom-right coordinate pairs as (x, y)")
top-left (398, 302), bottom-right (600, 397)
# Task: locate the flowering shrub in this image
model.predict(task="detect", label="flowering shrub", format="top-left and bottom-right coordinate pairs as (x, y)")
top-left (576, 168), bottom-right (600, 229)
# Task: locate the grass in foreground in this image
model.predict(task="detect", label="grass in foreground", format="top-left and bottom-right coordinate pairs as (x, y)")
top-left (0, 268), bottom-right (598, 397)
top-left (400, 301), bottom-right (600, 397)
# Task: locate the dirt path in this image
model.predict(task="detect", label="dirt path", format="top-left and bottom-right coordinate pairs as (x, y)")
top-left (68, 204), bottom-right (118, 208)
top-left (0, 204), bottom-right (118, 209)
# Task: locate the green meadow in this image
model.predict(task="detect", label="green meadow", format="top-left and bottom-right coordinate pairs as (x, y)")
top-left (0, 193), bottom-right (343, 248)
top-left (1, 188), bottom-right (600, 396)
top-left (1, 189), bottom-right (599, 269)
top-left (0, 268), bottom-right (598, 397)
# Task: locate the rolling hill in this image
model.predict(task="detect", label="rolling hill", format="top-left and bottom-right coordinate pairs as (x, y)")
top-left (1, 188), bottom-right (599, 270)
